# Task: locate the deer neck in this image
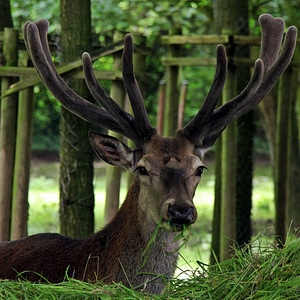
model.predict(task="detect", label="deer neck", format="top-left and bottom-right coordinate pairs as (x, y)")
top-left (104, 175), bottom-right (179, 291)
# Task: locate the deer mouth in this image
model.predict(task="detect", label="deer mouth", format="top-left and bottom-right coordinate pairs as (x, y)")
top-left (171, 222), bottom-right (186, 232)
top-left (165, 203), bottom-right (197, 232)
top-left (162, 219), bottom-right (192, 232)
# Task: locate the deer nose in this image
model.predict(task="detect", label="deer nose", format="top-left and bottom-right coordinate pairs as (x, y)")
top-left (167, 204), bottom-right (197, 225)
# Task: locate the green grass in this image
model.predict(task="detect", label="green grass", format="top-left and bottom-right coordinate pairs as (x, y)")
top-left (1, 235), bottom-right (300, 299)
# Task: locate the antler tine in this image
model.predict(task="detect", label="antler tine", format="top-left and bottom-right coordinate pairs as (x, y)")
top-left (122, 34), bottom-right (157, 140)
top-left (203, 59), bottom-right (264, 134)
top-left (180, 14), bottom-right (297, 147)
top-left (23, 20), bottom-right (130, 138)
top-left (82, 52), bottom-right (143, 145)
top-left (206, 16), bottom-right (297, 136)
top-left (178, 44), bottom-right (227, 143)
top-left (258, 14), bottom-right (285, 70)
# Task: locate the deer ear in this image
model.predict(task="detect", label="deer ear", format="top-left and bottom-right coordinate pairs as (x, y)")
top-left (88, 131), bottom-right (135, 170)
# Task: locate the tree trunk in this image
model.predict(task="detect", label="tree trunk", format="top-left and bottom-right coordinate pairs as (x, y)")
top-left (0, 0), bottom-right (13, 29)
top-left (234, 5), bottom-right (252, 247)
top-left (287, 85), bottom-right (300, 234)
top-left (284, 0), bottom-right (300, 237)
top-left (0, 28), bottom-right (19, 241)
top-left (11, 51), bottom-right (34, 240)
top-left (274, 69), bottom-right (292, 246)
top-left (59, 0), bottom-right (94, 238)
top-left (236, 110), bottom-right (253, 246)
top-left (220, 69), bottom-right (237, 260)
top-left (213, 0), bottom-right (250, 260)
top-left (258, 92), bottom-right (277, 168)
top-left (210, 138), bottom-right (222, 264)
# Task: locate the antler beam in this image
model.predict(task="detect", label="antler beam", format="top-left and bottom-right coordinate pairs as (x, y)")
top-left (23, 20), bottom-right (156, 147)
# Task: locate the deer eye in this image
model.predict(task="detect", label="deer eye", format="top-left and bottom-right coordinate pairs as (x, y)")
top-left (135, 166), bottom-right (148, 176)
top-left (195, 166), bottom-right (206, 177)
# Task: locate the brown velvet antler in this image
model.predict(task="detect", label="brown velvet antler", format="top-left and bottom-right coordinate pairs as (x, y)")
top-left (178, 14), bottom-right (297, 147)
top-left (23, 14), bottom-right (297, 150)
top-left (23, 20), bottom-right (156, 147)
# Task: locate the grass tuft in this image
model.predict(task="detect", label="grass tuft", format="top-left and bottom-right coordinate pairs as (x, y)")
top-left (1, 235), bottom-right (300, 299)
top-left (165, 235), bottom-right (300, 299)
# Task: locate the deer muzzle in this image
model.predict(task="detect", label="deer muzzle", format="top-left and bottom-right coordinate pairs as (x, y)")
top-left (166, 202), bottom-right (197, 231)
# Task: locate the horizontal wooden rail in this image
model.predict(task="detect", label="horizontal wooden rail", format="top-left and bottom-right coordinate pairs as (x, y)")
top-left (162, 57), bottom-right (216, 66)
top-left (0, 41), bottom-right (124, 97)
top-left (161, 57), bottom-right (269, 67)
top-left (68, 69), bottom-right (122, 80)
top-left (161, 34), bottom-right (263, 45)
top-left (161, 34), bottom-right (230, 45)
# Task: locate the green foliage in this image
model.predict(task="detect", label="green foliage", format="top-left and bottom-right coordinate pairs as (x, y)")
top-left (91, 0), bottom-right (213, 37)
top-left (1, 236), bottom-right (300, 299)
top-left (11, 0), bottom-right (60, 31)
top-left (32, 84), bottom-right (60, 150)
top-left (166, 235), bottom-right (300, 299)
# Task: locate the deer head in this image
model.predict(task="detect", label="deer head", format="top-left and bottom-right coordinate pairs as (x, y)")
top-left (22, 15), bottom-right (297, 233)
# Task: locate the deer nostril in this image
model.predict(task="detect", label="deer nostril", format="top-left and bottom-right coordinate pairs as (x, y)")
top-left (167, 204), bottom-right (196, 225)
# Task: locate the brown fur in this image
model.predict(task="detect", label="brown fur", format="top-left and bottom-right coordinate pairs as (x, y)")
top-left (0, 178), bottom-right (178, 293)
top-left (0, 135), bottom-right (201, 294)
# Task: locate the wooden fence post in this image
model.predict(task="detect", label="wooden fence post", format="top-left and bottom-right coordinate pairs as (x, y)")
top-left (177, 80), bottom-right (188, 129)
top-left (11, 51), bottom-right (34, 240)
top-left (163, 27), bottom-right (182, 136)
top-left (0, 27), bottom-right (19, 241)
top-left (156, 80), bottom-right (166, 135)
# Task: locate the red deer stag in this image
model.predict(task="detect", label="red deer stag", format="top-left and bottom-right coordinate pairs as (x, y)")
top-left (0, 14), bottom-right (297, 294)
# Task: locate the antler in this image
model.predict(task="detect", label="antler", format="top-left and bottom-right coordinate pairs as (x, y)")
top-left (178, 14), bottom-right (297, 147)
top-left (23, 14), bottom-right (297, 150)
top-left (23, 20), bottom-right (156, 148)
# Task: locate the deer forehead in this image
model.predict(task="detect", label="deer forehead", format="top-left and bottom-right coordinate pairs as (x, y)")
top-left (140, 154), bottom-right (203, 174)
top-left (139, 136), bottom-right (204, 173)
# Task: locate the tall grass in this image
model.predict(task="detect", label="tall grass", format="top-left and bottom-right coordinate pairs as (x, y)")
top-left (1, 235), bottom-right (300, 299)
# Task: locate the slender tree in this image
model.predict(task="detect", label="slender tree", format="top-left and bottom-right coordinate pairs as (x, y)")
top-left (0, 28), bottom-right (18, 240)
top-left (234, 2), bottom-right (253, 247)
top-left (284, 0), bottom-right (300, 237)
top-left (213, 0), bottom-right (251, 260)
top-left (59, 0), bottom-right (94, 238)
top-left (0, 6), bottom-right (18, 240)
top-left (274, 70), bottom-right (291, 245)
top-left (0, 0), bottom-right (13, 29)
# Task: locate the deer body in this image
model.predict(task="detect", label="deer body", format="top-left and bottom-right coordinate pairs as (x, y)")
top-left (0, 135), bottom-right (201, 293)
top-left (0, 14), bottom-right (297, 294)
top-left (0, 179), bottom-right (178, 293)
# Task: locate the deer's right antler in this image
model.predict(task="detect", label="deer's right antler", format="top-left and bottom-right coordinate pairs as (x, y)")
top-left (178, 14), bottom-right (297, 148)
top-left (23, 20), bottom-right (156, 148)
